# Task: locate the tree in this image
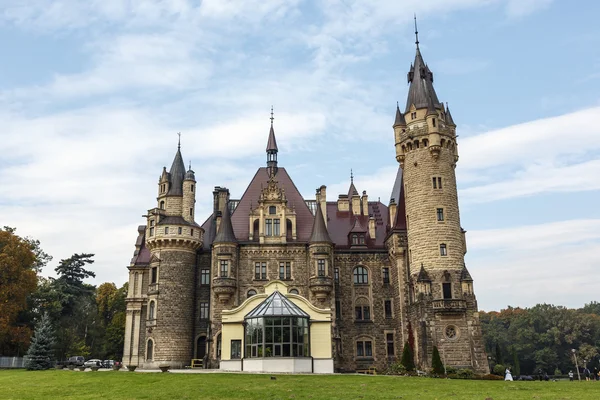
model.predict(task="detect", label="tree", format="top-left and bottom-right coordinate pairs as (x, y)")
top-left (431, 346), bottom-right (445, 375)
top-left (495, 343), bottom-right (503, 365)
top-left (25, 313), bottom-right (55, 370)
top-left (0, 228), bottom-right (38, 355)
top-left (512, 347), bottom-right (521, 376)
top-left (400, 341), bottom-right (415, 371)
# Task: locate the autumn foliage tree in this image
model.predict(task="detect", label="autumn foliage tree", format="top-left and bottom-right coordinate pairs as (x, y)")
top-left (0, 228), bottom-right (39, 355)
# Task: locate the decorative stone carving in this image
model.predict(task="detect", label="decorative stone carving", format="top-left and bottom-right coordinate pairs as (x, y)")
top-left (212, 277), bottom-right (237, 303)
top-left (431, 299), bottom-right (466, 313)
top-left (309, 276), bottom-right (333, 300)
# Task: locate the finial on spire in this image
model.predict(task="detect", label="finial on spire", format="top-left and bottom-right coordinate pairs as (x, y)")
top-left (351, 168), bottom-right (354, 183)
top-left (177, 132), bottom-right (181, 149)
top-left (270, 105), bottom-right (274, 126)
top-left (414, 14), bottom-right (419, 49)
top-left (189, 160), bottom-right (192, 171)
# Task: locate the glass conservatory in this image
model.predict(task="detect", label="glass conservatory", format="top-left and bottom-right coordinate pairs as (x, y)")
top-left (244, 291), bottom-right (310, 358)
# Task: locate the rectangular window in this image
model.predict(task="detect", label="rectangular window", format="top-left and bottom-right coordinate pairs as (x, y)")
top-left (443, 282), bottom-right (452, 299)
top-left (273, 219), bottom-right (280, 236)
top-left (318, 259), bottom-right (326, 277)
top-left (178, 226), bottom-right (183, 234)
top-left (265, 219), bottom-right (272, 236)
top-left (200, 269), bottom-right (210, 285)
top-left (269, 206), bottom-right (276, 215)
top-left (334, 268), bottom-right (339, 283)
top-left (231, 340), bottom-right (242, 359)
top-left (382, 267), bottom-right (390, 284)
top-left (191, 228), bottom-right (194, 236)
top-left (191, 184), bottom-right (194, 193)
top-left (437, 208), bottom-right (444, 221)
top-left (386, 333), bottom-right (394, 357)
top-left (279, 262), bottom-right (291, 280)
top-left (432, 118), bottom-right (436, 127)
top-left (199, 302), bottom-right (209, 320)
top-left (335, 300), bottom-right (341, 320)
top-left (438, 177), bottom-right (442, 189)
top-left (150, 220), bottom-right (155, 227)
top-left (190, 208), bottom-right (193, 216)
top-left (220, 260), bottom-right (228, 277)
top-left (165, 227), bottom-right (169, 234)
top-left (363, 306), bottom-right (370, 320)
top-left (151, 267), bottom-right (158, 284)
top-left (149, 227), bottom-right (154, 237)
top-left (355, 306), bottom-right (370, 321)
top-left (355, 306), bottom-right (362, 320)
top-left (357, 341), bottom-right (373, 358)
top-left (384, 300), bottom-right (392, 319)
top-left (440, 244), bottom-right (447, 256)
top-left (255, 262), bottom-right (267, 280)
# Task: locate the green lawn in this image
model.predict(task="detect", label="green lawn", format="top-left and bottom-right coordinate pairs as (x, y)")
top-left (0, 370), bottom-right (599, 400)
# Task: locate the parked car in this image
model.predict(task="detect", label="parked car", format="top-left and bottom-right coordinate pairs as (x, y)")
top-left (84, 359), bottom-right (102, 367)
top-left (66, 356), bottom-right (85, 366)
top-left (102, 360), bottom-right (115, 368)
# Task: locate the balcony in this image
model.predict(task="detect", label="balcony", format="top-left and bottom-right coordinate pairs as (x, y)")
top-left (431, 299), bottom-right (466, 313)
top-left (309, 276), bottom-right (333, 301)
top-left (212, 277), bottom-right (237, 303)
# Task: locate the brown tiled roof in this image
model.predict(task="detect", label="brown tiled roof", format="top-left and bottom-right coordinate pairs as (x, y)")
top-left (230, 168), bottom-right (314, 242)
top-left (266, 125), bottom-right (278, 152)
top-left (131, 226), bottom-right (150, 265)
top-left (350, 217), bottom-right (368, 233)
top-left (326, 201), bottom-right (389, 249)
top-left (214, 200), bottom-right (237, 244)
top-left (157, 215), bottom-right (200, 227)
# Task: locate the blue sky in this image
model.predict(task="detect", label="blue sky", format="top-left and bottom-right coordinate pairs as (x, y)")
top-left (0, 0), bottom-right (598, 311)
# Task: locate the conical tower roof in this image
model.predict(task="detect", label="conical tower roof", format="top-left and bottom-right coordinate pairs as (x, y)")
top-left (266, 124), bottom-right (278, 152)
top-left (405, 48), bottom-right (441, 113)
top-left (309, 203), bottom-right (332, 243)
top-left (416, 264), bottom-right (431, 282)
top-left (446, 103), bottom-right (456, 126)
top-left (245, 290), bottom-right (309, 319)
top-left (460, 264), bottom-right (473, 281)
top-left (393, 103), bottom-right (406, 127)
top-left (167, 145), bottom-right (186, 196)
top-left (214, 200), bottom-right (237, 244)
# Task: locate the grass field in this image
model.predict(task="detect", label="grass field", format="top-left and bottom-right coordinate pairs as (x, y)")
top-left (1, 370), bottom-right (599, 400)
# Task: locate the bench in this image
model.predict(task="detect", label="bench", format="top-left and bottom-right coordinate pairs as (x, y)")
top-left (191, 359), bottom-right (204, 369)
top-left (356, 366), bottom-right (377, 375)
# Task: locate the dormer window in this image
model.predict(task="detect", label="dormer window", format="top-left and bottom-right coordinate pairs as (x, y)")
top-left (265, 218), bottom-right (280, 236)
top-left (269, 206), bottom-right (276, 215)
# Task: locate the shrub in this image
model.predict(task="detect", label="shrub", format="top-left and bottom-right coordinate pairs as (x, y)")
top-left (492, 364), bottom-right (505, 376)
top-left (457, 369), bottom-right (475, 379)
top-left (476, 373), bottom-right (504, 380)
top-left (431, 346), bottom-right (445, 375)
top-left (400, 342), bottom-right (415, 371)
top-left (385, 361), bottom-right (407, 375)
top-left (445, 366), bottom-right (458, 375)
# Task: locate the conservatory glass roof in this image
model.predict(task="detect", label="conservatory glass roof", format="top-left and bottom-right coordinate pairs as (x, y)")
top-left (244, 290), bottom-right (310, 319)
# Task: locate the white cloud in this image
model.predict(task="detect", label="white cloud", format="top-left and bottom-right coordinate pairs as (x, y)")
top-left (505, 0), bottom-right (553, 18)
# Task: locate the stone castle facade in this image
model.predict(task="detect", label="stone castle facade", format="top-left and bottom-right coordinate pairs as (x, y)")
top-left (123, 38), bottom-right (489, 373)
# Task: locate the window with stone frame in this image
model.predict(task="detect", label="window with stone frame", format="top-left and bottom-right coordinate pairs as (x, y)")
top-left (269, 206), bottom-right (276, 215)
top-left (356, 340), bottom-right (373, 358)
top-left (384, 300), bottom-right (393, 319)
top-left (289, 289), bottom-right (299, 294)
top-left (386, 333), bottom-right (395, 357)
top-left (273, 219), bottom-right (280, 235)
top-left (247, 289), bottom-right (257, 298)
top-left (178, 226), bottom-right (183, 234)
top-left (150, 267), bottom-right (158, 284)
top-left (443, 283), bottom-right (452, 299)
top-left (432, 176), bottom-right (442, 189)
top-left (148, 300), bottom-right (156, 320)
top-left (146, 339), bottom-right (154, 360)
top-left (255, 262), bottom-right (267, 280)
top-left (440, 243), bottom-right (447, 256)
top-left (353, 266), bottom-right (369, 284)
top-left (220, 260), bottom-right (229, 277)
top-left (279, 262), bottom-right (291, 280)
top-left (199, 302), bottom-right (209, 320)
top-left (436, 208), bottom-right (444, 222)
top-left (200, 269), bottom-right (210, 285)
top-left (265, 219), bottom-right (272, 236)
top-left (382, 267), bottom-right (390, 284)
top-left (164, 226), bottom-right (169, 234)
top-left (354, 297), bottom-right (371, 321)
top-left (317, 259), bottom-right (326, 276)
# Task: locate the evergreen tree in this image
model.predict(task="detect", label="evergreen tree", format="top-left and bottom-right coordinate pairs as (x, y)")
top-left (495, 343), bottom-right (503, 364)
top-left (25, 313), bottom-right (55, 370)
top-left (431, 346), bottom-right (445, 375)
top-left (400, 341), bottom-right (415, 371)
top-left (512, 347), bottom-right (521, 376)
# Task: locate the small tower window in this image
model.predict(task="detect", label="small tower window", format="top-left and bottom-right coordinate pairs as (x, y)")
top-left (433, 177), bottom-right (442, 189)
top-left (432, 118), bottom-right (436, 127)
top-left (317, 259), bottom-right (326, 276)
top-left (440, 244), bottom-right (447, 256)
top-left (437, 208), bottom-right (444, 222)
top-left (150, 220), bottom-right (155, 227)
top-left (146, 339), bottom-right (154, 361)
top-left (160, 201), bottom-right (165, 210)
top-left (178, 227), bottom-right (182, 234)
top-left (191, 228), bottom-right (194, 236)
top-left (149, 301), bottom-right (155, 320)
top-left (191, 184), bottom-right (194, 193)
top-left (190, 208), bottom-right (193, 217)
top-left (220, 260), bottom-right (229, 277)
top-left (415, 140), bottom-right (419, 149)
top-left (149, 227), bottom-right (154, 237)
top-left (269, 206), bottom-right (276, 215)
top-left (443, 283), bottom-right (452, 299)
top-left (151, 267), bottom-right (158, 284)
top-left (164, 227), bottom-right (169, 234)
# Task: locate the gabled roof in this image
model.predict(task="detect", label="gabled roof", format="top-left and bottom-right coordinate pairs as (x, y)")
top-left (325, 202), bottom-right (389, 249)
top-left (417, 264), bottom-right (431, 282)
top-left (230, 168), bottom-right (314, 241)
top-left (350, 217), bottom-right (368, 233)
top-left (214, 199), bottom-right (237, 244)
top-left (309, 203), bottom-right (332, 243)
top-left (130, 226), bottom-right (150, 265)
top-left (348, 182), bottom-right (358, 197)
top-left (461, 265), bottom-right (473, 281)
top-left (405, 48), bottom-right (442, 113)
top-left (245, 291), bottom-right (310, 319)
top-left (167, 147), bottom-right (186, 196)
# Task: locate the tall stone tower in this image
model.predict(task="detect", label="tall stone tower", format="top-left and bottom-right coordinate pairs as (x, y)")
top-left (139, 142), bottom-right (203, 369)
top-left (393, 24), bottom-right (488, 373)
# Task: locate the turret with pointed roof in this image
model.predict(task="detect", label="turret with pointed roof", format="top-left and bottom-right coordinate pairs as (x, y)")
top-left (309, 199), bottom-right (332, 243)
top-left (214, 199), bottom-right (237, 244)
top-left (266, 107), bottom-right (278, 177)
top-left (167, 142), bottom-right (186, 196)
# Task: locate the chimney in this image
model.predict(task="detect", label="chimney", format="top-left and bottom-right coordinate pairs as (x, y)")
top-left (337, 195), bottom-right (349, 212)
top-left (369, 216), bottom-right (376, 239)
top-left (361, 190), bottom-right (368, 216)
top-left (351, 194), bottom-right (361, 216)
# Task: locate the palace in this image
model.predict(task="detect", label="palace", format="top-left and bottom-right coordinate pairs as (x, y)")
top-left (123, 35), bottom-right (489, 374)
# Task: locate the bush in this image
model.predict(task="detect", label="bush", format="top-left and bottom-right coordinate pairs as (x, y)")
top-left (476, 374), bottom-right (504, 380)
top-left (385, 361), bottom-right (407, 375)
top-left (431, 346), bottom-right (445, 375)
top-left (492, 364), bottom-right (505, 376)
top-left (457, 369), bottom-right (475, 379)
top-left (400, 342), bottom-right (415, 371)
top-left (445, 366), bottom-right (458, 375)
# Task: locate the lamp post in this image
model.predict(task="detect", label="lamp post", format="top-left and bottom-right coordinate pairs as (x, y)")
top-left (439, 339), bottom-right (447, 376)
top-left (572, 349), bottom-right (581, 381)
top-left (487, 355), bottom-right (492, 372)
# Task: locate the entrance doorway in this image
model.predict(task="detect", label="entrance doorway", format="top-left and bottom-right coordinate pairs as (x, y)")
top-left (196, 336), bottom-right (207, 359)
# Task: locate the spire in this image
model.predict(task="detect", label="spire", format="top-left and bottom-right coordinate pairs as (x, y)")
top-left (414, 14), bottom-right (419, 49)
top-left (348, 169), bottom-right (358, 197)
top-left (460, 264), bottom-right (473, 281)
top-left (445, 102), bottom-right (456, 126)
top-left (417, 263), bottom-right (431, 282)
top-left (405, 21), bottom-right (441, 113)
top-left (309, 202), bottom-right (332, 243)
top-left (393, 102), bottom-right (406, 127)
top-left (167, 137), bottom-right (186, 196)
top-left (266, 106), bottom-right (278, 177)
top-left (214, 200), bottom-right (237, 244)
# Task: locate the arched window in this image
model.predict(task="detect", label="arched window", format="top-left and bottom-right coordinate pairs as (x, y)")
top-left (289, 289), bottom-right (299, 295)
top-left (353, 266), bottom-right (369, 284)
top-left (146, 339), bottom-right (154, 360)
top-left (247, 289), bottom-right (257, 298)
top-left (149, 301), bottom-right (155, 320)
top-left (160, 200), bottom-right (165, 210)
